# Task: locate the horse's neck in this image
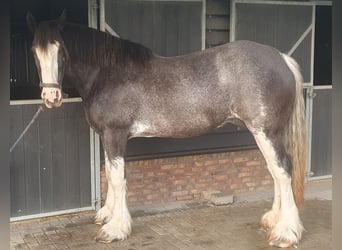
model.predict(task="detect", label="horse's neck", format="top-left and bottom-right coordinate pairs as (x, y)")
top-left (65, 62), bottom-right (100, 100)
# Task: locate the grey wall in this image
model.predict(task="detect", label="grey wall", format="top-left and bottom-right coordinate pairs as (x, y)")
top-left (10, 102), bottom-right (91, 217)
top-left (105, 0), bottom-right (203, 56)
top-left (311, 89), bottom-right (332, 177)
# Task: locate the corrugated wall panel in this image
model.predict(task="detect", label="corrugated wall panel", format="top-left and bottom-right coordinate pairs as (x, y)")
top-left (10, 106), bottom-right (26, 217)
top-left (311, 89), bottom-right (332, 177)
top-left (10, 103), bottom-right (91, 217)
top-left (105, 0), bottom-right (202, 56)
top-left (234, 3), bottom-right (313, 82)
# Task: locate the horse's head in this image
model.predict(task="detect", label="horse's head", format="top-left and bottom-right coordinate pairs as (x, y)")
top-left (27, 11), bottom-right (69, 108)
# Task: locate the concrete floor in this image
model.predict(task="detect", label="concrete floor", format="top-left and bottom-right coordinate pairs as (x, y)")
top-left (10, 180), bottom-right (331, 250)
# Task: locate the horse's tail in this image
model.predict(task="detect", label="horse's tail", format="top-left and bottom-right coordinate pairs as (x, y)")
top-left (281, 53), bottom-right (307, 209)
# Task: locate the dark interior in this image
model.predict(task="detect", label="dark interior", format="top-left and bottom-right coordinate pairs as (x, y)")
top-left (314, 5), bottom-right (332, 85)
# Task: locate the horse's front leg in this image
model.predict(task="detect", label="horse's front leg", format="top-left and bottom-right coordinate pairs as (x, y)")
top-left (95, 131), bottom-right (132, 243)
top-left (95, 152), bottom-right (115, 225)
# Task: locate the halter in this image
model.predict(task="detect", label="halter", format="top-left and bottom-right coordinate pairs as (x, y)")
top-left (39, 82), bottom-right (62, 88)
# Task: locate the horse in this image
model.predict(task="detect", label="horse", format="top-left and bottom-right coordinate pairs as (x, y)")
top-left (26, 11), bottom-right (307, 248)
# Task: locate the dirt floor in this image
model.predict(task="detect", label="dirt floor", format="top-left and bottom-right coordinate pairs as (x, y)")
top-left (11, 199), bottom-right (331, 250)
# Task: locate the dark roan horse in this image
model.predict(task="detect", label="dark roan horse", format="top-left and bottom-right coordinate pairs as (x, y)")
top-left (27, 12), bottom-right (307, 248)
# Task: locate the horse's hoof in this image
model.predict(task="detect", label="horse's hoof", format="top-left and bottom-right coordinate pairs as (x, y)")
top-left (95, 228), bottom-right (122, 243)
top-left (94, 206), bottom-right (112, 225)
top-left (269, 239), bottom-right (296, 248)
top-left (94, 221), bottom-right (131, 243)
top-left (267, 222), bottom-right (303, 248)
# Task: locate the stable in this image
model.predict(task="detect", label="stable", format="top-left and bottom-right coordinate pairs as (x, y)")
top-left (10, 0), bottom-right (331, 221)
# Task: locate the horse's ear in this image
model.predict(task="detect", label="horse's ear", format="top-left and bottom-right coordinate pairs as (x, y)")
top-left (26, 12), bottom-right (37, 33)
top-left (57, 9), bottom-right (67, 30)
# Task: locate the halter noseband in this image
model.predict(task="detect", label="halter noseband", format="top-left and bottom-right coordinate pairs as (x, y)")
top-left (39, 82), bottom-right (61, 88)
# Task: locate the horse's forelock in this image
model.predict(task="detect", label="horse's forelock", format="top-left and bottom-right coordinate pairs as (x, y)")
top-left (34, 21), bottom-right (63, 51)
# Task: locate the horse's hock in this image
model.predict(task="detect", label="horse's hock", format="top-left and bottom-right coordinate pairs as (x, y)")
top-left (100, 149), bottom-right (272, 207)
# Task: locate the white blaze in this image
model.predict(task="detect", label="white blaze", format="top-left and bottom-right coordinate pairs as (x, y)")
top-left (35, 41), bottom-right (60, 84)
top-left (35, 41), bottom-right (62, 108)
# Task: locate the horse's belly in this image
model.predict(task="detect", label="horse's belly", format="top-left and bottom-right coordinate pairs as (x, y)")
top-left (129, 115), bottom-right (225, 139)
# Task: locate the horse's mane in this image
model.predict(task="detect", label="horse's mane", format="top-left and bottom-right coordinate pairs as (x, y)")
top-left (60, 23), bottom-right (153, 67)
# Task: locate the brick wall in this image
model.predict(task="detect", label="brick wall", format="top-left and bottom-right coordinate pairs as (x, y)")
top-left (100, 149), bottom-right (273, 208)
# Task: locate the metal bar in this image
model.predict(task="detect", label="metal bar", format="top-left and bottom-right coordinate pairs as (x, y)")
top-left (88, 0), bottom-right (98, 29)
top-left (10, 98), bottom-right (82, 106)
top-left (201, 0), bottom-right (206, 50)
top-left (309, 175), bottom-right (332, 181)
top-left (233, 0), bottom-right (331, 6)
top-left (10, 206), bottom-right (94, 222)
top-left (125, 0), bottom-right (203, 2)
top-left (310, 5), bottom-right (316, 85)
top-left (313, 85), bottom-right (333, 90)
top-left (90, 128), bottom-right (96, 209)
top-left (303, 82), bottom-right (314, 88)
top-left (94, 132), bottom-right (101, 210)
top-left (10, 105), bottom-right (43, 153)
top-left (306, 87), bottom-right (314, 181)
top-left (105, 23), bottom-right (120, 37)
top-left (230, 0), bottom-right (236, 41)
top-left (306, 6), bottom-right (315, 179)
top-left (99, 0), bottom-right (105, 32)
top-left (287, 24), bottom-right (312, 56)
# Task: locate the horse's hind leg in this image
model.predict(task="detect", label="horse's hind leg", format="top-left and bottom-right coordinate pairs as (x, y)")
top-left (253, 131), bottom-right (303, 248)
top-left (95, 130), bottom-right (132, 243)
top-left (260, 165), bottom-right (281, 231)
top-left (95, 152), bottom-right (114, 225)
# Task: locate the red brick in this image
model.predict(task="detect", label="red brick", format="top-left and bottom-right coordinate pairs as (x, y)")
top-left (100, 149), bottom-right (271, 207)
top-left (172, 190), bottom-right (189, 197)
top-left (246, 161), bottom-right (261, 166)
top-left (234, 157), bottom-right (247, 163)
top-left (214, 175), bottom-right (228, 181)
top-left (246, 182), bottom-right (256, 187)
top-left (192, 166), bottom-right (203, 172)
top-left (238, 172), bottom-right (252, 178)
top-left (261, 180), bottom-right (273, 185)
top-left (176, 195), bottom-right (194, 201)
top-left (160, 164), bottom-right (175, 170)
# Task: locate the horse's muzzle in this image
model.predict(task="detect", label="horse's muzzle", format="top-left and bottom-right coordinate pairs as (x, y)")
top-left (41, 87), bottom-right (63, 108)
top-left (43, 99), bottom-right (62, 108)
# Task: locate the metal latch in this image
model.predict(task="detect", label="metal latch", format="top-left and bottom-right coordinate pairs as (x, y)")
top-left (307, 89), bottom-right (317, 99)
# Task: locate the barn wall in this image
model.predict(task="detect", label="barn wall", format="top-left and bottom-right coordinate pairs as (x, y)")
top-left (10, 101), bottom-right (92, 218)
top-left (206, 0), bottom-right (230, 47)
top-left (101, 149), bottom-right (272, 207)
